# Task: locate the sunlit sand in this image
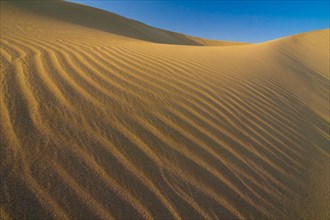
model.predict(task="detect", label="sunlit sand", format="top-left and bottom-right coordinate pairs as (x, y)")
top-left (1, 1), bottom-right (329, 219)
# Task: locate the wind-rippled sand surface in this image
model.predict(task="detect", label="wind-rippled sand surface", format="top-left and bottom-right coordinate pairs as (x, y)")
top-left (1, 1), bottom-right (329, 219)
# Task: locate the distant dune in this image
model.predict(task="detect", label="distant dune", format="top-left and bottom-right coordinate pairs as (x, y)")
top-left (0, 1), bottom-right (329, 220)
top-left (2, 0), bottom-right (246, 46)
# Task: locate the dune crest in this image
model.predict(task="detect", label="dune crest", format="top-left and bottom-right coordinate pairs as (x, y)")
top-left (2, 1), bottom-right (246, 46)
top-left (1, 1), bottom-right (329, 219)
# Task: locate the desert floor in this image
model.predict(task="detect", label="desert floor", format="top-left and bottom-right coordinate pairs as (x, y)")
top-left (1, 1), bottom-right (329, 219)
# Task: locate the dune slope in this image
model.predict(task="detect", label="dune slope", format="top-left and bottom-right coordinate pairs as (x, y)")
top-left (1, 1), bottom-right (329, 220)
top-left (1, 0), bottom-right (246, 46)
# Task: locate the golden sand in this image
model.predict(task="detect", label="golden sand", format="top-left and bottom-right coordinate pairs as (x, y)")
top-left (1, 1), bottom-right (329, 219)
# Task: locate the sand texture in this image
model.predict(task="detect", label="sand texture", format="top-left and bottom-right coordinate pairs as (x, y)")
top-left (1, 1), bottom-right (329, 219)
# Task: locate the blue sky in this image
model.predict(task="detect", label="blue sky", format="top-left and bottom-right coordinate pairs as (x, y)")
top-left (67, 1), bottom-right (329, 43)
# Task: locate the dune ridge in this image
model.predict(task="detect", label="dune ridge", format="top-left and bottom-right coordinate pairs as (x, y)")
top-left (2, 0), bottom-right (246, 46)
top-left (1, 1), bottom-right (329, 219)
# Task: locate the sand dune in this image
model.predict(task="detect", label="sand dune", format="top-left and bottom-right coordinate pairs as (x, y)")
top-left (2, 1), bottom-right (246, 46)
top-left (1, 1), bottom-right (329, 219)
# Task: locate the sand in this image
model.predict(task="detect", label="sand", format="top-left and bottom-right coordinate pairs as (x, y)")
top-left (0, 1), bottom-right (329, 219)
